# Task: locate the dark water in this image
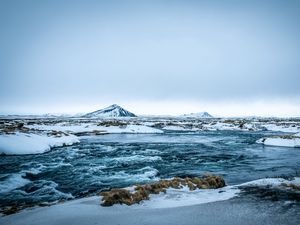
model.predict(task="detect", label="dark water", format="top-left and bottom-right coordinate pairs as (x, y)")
top-left (1, 130), bottom-right (300, 210)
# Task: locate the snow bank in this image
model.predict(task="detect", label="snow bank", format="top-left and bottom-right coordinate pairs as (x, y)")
top-left (294, 132), bottom-right (300, 137)
top-left (239, 177), bottom-right (300, 187)
top-left (102, 125), bottom-right (163, 134)
top-left (261, 124), bottom-right (300, 133)
top-left (26, 124), bottom-right (100, 133)
top-left (140, 185), bottom-right (239, 209)
top-left (0, 133), bottom-right (80, 155)
top-left (203, 122), bottom-right (240, 131)
top-left (257, 135), bottom-right (300, 148)
top-left (161, 125), bottom-right (187, 131)
top-left (27, 124), bottom-right (163, 134)
top-left (143, 177), bottom-right (300, 209)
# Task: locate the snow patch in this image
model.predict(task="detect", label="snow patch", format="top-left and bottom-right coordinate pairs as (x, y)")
top-left (262, 124), bottom-right (300, 133)
top-left (140, 185), bottom-right (239, 208)
top-left (84, 104), bottom-right (136, 118)
top-left (0, 132), bottom-right (79, 155)
top-left (257, 135), bottom-right (300, 148)
top-left (27, 124), bottom-right (163, 134)
top-left (239, 177), bottom-right (300, 187)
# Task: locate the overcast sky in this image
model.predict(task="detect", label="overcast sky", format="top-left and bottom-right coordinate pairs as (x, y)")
top-left (1, 0), bottom-right (300, 116)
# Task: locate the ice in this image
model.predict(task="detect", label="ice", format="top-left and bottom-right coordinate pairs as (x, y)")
top-left (140, 185), bottom-right (240, 208)
top-left (0, 132), bottom-right (79, 155)
top-left (262, 124), bottom-right (300, 133)
top-left (101, 125), bottom-right (163, 134)
top-left (239, 177), bottom-right (300, 187)
top-left (161, 125), bottom-right (187, 131)
top-left (257, 135), bottom-right (300, 148)
top-left (26, 124), bottom-right (163, 134)
top-left (203, 122), bottom-right (240, 131)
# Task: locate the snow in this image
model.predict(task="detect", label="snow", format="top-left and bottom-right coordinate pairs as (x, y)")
top-left (182, 112), bottom-right (213, 118)
top-left (140, 185), bottom-right (239, 209)
top-left (239, 177), bottom-right (300, 187)
top-left (294, 132), bottom-right (300, 137)
top-left (161, 125), bottom-right (187, 131)
top-left (143, 177), bottom-right (300, 209)
top-left (102, 125), bottom-right (163, 133)
top-left (0, 133), bottom-right (80, 155)
top-left (27, 124), bottom-right (163, 134)
top-left (203, 122), bottom-right (240, 131)
top-left (26, 124), bottom-right (101, 133)
top-left (1, 177), bottom-right (300, 225)
top-left (261, 124), bottom-right (300, 133)
top-left (257, 135), bottom-right (300, 148)
top-left (84, 104), bottom-right (136, 118)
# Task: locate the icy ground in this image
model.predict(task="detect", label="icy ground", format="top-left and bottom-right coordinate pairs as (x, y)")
top-left (0, 116), bottom-right (300, 154)
top-left (1, 177), bottom-right (299, 225)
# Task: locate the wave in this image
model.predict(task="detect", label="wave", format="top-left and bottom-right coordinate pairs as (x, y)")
top-left (102, 166), bottom-right (159, 183)
top-left (22, 180), bottom-right (74, 201)
top-left (0, 173), bottom-right (31, 194)
top-left (107, 155), bottom-right (162, 165)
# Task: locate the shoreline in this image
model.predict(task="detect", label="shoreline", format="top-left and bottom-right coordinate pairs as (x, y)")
top-left (1, 194), bottom-right (299, 225)
top-left (1, 177), bottom-right (299, 225)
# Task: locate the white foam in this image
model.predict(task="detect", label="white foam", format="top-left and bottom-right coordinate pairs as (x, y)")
top-left (0, 173), bottom-right (31, 194)
top-left (110, 155), bottom-right (162, 164)
top-left (103, 167), bottom-right (159, 183)
top-left (162, 125), bottom-right (187, 131)
top-left (262, 124), bottom-right (300, 133)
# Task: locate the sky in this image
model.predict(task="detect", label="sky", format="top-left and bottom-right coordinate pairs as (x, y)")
top-left (1, 0), bottom-right (300, 117)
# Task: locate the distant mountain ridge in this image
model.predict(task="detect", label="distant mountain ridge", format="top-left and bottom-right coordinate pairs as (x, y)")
top-left (84, 104), bottom-right (137, 118)
top-left (182, 112), bottom-right (213, 118)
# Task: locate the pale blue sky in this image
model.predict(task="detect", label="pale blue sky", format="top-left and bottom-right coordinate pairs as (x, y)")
top-left (1, 0), bottom-right (300, 116)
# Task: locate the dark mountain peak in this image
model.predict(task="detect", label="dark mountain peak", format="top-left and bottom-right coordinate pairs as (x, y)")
top-left (84, 104), bottom-right (137, 118)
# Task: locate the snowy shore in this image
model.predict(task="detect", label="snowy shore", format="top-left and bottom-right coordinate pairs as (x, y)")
top-left (257, 133), bottom-right (300, 148)
top-left (0, 123), bottom-right (163, 155)
top-left (0, 132), bottom-right (79, 155)
top-left (1, 177), bottom-right (299, 225)
top-left (1, 116), bottom-right (300, 154)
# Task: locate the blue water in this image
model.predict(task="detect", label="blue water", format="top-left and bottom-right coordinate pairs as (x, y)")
top-left (1, 130), bottom-right (300, 210)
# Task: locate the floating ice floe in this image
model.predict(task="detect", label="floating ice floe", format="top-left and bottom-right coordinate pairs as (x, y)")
top-left (257, 133), bottom-right (300, 148)
top-left (0, 132), bottom-right (80, 155)
top-left (261, 124), bottom-right (300, 133)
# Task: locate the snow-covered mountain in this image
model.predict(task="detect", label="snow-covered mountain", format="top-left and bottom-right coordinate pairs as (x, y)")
top-left (84, 104), bottom-right (137, 118)
top-left (182, 112), bottom-right (213, 118)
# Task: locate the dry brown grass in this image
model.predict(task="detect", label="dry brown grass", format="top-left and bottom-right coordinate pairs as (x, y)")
top-left (99, 175), bottom-right (225, 206)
